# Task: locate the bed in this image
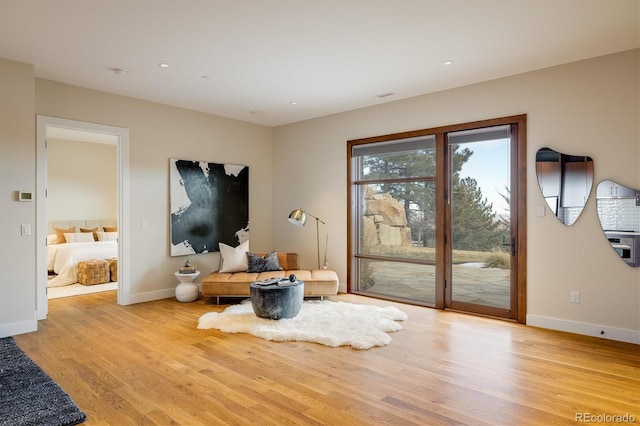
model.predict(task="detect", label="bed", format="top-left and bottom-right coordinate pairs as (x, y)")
top-left (47, 219), bottom-right (118, 287)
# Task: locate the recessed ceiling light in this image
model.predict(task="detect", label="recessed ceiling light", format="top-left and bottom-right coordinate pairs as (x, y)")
top-left (201, 75), bottom-right (210, 79)
top-left (111, 68), bottom-right (127, 76)
top-left (375, 92), bottom-right (395, 99)
top-left (159, 63), bottom-right (169, 68)
top-left (443, 60), bottom-right (454, 66)
top-left (290, 101), bottom-right (298, 105)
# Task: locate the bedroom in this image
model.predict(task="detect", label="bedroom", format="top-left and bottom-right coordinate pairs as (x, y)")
top-left (45, 131), bottom-right (119, 298)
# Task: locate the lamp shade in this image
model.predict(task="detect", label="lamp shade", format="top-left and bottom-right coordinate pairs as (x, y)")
top-left (288, 208), bottom-right (306, 226)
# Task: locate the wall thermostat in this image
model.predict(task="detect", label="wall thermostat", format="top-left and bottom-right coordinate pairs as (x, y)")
top-left (18, 191), bottom-right (33, 202)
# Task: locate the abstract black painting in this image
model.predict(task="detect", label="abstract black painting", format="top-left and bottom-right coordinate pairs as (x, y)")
top-left (170, 159), bottom-right (249, 256)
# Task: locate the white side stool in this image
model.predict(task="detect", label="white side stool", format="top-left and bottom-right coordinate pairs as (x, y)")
top-left (175, 271), bottom-right (201, 302)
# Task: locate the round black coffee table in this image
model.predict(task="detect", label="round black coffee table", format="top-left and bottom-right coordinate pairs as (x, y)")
top-left (250, 279), bottom-right (304, 320)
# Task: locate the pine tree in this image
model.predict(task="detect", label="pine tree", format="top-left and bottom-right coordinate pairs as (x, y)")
top-left (451, 176), bottom-right (503, 251)
top-left (362, 145), bottom-right (504, 251)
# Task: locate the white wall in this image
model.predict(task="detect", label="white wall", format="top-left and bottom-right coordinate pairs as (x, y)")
top-left (35, 79), bottom-right (274, 303)
top-left (0, 58), bottom-right (37, 337)
top-left (272, 49), bottom-right (640, 342)
top-left (46, 138), bottom-right (117, 221)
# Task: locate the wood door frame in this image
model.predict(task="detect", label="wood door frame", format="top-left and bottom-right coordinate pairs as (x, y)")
top-left (442, 116), bottom-right (526, 322)
top-left (36, 115), bottom-right (131, 319)
top-left (347, 114), bottom-right (527, 324)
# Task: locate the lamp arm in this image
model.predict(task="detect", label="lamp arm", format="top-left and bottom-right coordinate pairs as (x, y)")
top-left (305, 212), bottom-right (326, 225)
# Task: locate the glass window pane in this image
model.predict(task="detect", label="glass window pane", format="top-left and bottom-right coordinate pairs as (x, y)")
top-left (355, 137), bottom-right (436, 181)
top-left (448, 132), bottom-right (511, 309)
top-left (357, 259), bottom-right (435, 305)
top-left (358, 182), bottom-right (435, 261)
top-left (352, 135), bottom-right (435, 157)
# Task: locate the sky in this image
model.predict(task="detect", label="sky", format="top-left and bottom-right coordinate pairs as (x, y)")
top-left (456, 138), bottom-right (511, 216)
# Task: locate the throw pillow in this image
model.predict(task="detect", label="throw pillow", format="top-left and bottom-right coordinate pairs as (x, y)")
top-left (247, 251), bottom-right (283, 273)
top-left (64, 232), bottom-right (95, 243)
top-left (80, 227), bottom-right (99, 241)
top-left (46, 234), bottom-right (58, 245)
top-left (63, 232), bottom-right (78, 243)
top-left (96, 231), bottom-right (118, 241)
top-left (219, 240), bottom-right (249, 273)
top-left (103, 226), bottom-right (117, 232)
top-left (54, 226), bottom-right (75, 244)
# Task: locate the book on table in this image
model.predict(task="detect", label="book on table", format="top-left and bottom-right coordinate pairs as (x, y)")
top-left (254, 277), bottom-right (299, 286)
top-left (253, 278), bottom-right (280, 286)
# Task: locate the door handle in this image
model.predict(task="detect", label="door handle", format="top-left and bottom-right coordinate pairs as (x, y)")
top-left (502, 238), bottom-right (516, 257)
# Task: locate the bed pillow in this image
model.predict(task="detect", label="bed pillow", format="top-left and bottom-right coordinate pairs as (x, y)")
top-left (96, 231), bottom-right (118, 241)
top-left (46, 234), bottom-right (58, 245)
top-left (80, 227), bottom-right (99, 241)
top-left (63, 232), bottom-right (95, 243)
top-left (247, 251), bottom-right (282, 273)
top-left (55, 226), bottom-right (76, 244)
top-left (219, 240), bottom-right (249, 273)
top-left (103, 226), bottom-right (117, 232)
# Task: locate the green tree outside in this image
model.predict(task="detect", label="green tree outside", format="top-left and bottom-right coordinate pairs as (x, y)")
top-left (362, 145), bottom-right (506, 252)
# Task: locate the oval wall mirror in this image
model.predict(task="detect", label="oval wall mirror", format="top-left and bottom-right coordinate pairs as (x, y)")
top-left (535, 147), bottom-right (594, 226)
top-left (596, 180), bottom-right (640, 267)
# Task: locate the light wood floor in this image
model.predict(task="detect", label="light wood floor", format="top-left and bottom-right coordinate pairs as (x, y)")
top-left (15, 291), bottom-right (640, 425)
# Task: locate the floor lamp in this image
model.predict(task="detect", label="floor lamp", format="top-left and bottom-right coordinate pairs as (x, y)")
top-left (288, 208), bottom-right (327, 270)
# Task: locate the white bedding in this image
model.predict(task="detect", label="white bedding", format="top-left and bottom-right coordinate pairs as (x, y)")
top-left (47, 241), bottom-right (117, 287)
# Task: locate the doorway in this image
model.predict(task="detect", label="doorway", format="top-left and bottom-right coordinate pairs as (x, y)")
top-left (445, 123), bottom-right (522, 320)
top-left (348, 115), bottom-right (526, 323)
top-left (36, 116), bottom-right (130, 320)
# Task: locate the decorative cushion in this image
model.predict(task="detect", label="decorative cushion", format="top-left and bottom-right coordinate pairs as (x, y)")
top-left (55, 226), bottom-right (75, 244)
top-left (64, 232), bottom-right (95, 243)
top-left (96, 231), bottom-right (118, 241)
top-left (219, 240), bottom-right (249, 273)
top-left (80, 227), bottom-right (98, 241)
top-left (103, 226), bottom-right (117, 232)
top-left (46, 234), bottom-right (58, 245)
top-left (247, 251), bottom-right (282, 273)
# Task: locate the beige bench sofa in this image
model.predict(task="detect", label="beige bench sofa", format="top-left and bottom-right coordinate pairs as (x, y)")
top-left (201, 252), bottom-right (339, 304)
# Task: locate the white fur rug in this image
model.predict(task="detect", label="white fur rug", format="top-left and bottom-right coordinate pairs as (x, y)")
top-left (198, 300), bottom-right (408, 350)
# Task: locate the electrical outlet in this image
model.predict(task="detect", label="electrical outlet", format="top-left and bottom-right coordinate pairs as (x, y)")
top-left (570, 291), bottom-right (580, 304)
top-left (20, 224), bottom-right (30, 236)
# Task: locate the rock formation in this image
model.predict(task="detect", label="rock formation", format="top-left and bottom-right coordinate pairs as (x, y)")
top-left (362, 188), bottom-right (412, 251)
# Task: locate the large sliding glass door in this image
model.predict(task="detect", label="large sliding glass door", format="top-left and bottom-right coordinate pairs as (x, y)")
top-left (446, 125), bottom-right (517, 318)
top-left (348, 116), bottom-right (526, 322)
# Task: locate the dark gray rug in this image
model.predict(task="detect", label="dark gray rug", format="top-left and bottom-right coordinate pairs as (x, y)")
top-left (0, 337), bottom-right (86, 426)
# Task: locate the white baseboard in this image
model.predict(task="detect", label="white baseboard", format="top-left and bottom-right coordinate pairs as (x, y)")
top-left (527, 315), bottom-right (640, 345)
top-left (124, 288), bottom-right (176, 305)
top-left (0, 315), bottom-right (37, 338)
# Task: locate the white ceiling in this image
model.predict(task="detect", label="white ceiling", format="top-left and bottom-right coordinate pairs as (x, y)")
top-left (1, 0), bottom-right (638, 127)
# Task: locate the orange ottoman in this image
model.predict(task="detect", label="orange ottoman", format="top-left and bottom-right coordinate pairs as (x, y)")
top-left (77, 259), bottom-right (110, 285)
top-left (107, 258), bottom-right (118, 281)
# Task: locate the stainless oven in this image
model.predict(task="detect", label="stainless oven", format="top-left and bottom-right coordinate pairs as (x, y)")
top-left (605, 232), bottom-right (639, 267)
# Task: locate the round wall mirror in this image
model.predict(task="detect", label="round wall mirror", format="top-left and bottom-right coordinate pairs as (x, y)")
top-left (596, 180), bottom-right (640, 267)
top-left (535, 147), bottom-right (594, 226)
